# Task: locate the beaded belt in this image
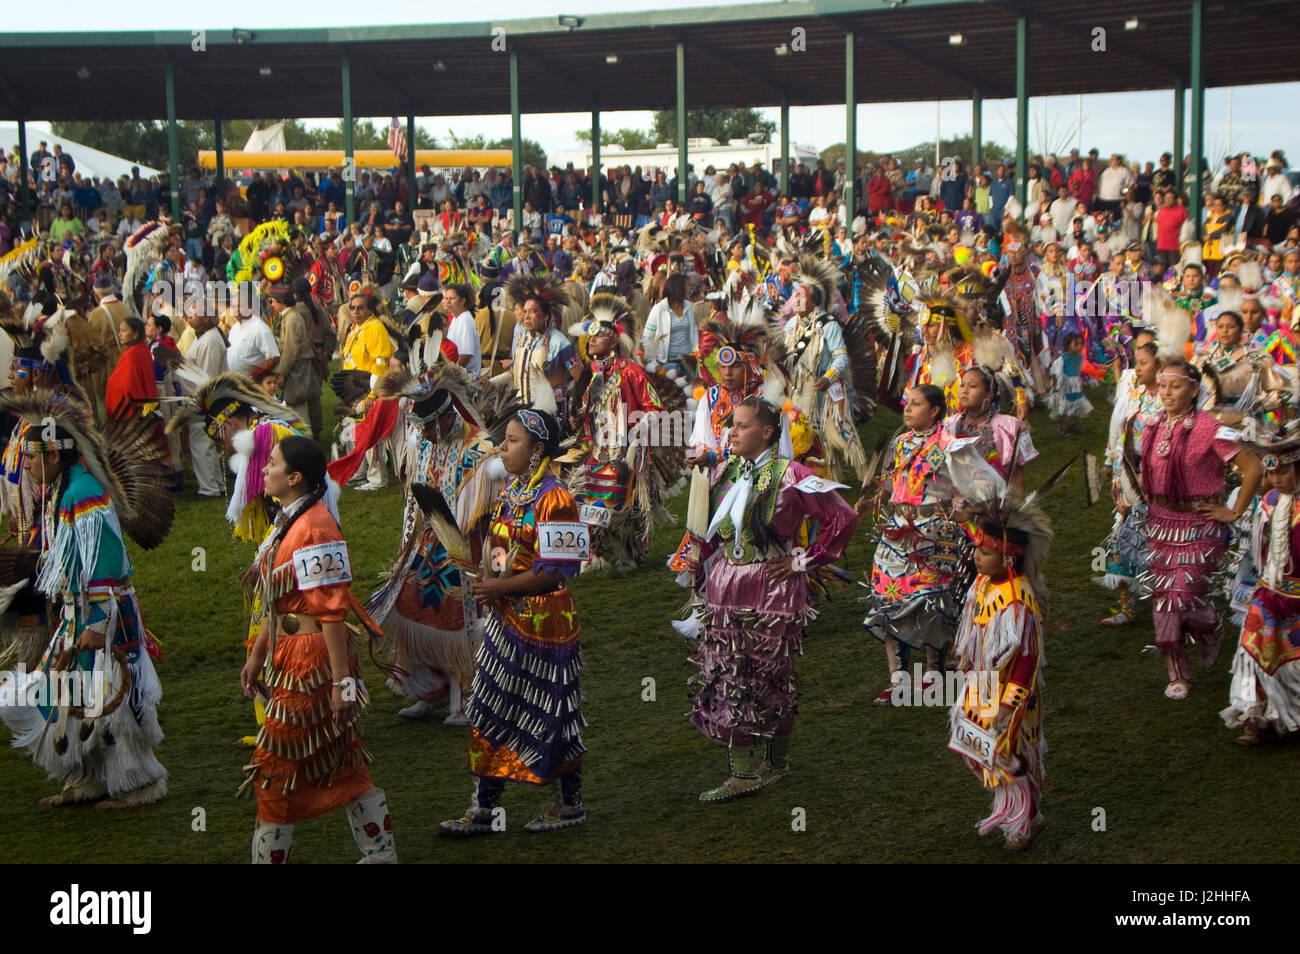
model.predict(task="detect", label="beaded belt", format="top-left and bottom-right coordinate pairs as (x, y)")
top-left (1149, 494), bottom-right (1223, 513)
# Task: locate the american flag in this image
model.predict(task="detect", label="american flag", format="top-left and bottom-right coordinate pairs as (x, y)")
top-left (388, 117), bottom-right (407, 165)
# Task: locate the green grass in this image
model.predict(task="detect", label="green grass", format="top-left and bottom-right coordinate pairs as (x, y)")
top-left (1, 385), bottom-right (1294, 864)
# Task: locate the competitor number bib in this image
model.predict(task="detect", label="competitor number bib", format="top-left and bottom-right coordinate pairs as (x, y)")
top-left (536, 521), bottom-right (591, 561)
top-left (579, 503), bottom-right (613, 528)
top-left (948, 715), bottom-right (996, 769)
top-left (293, 541), bottom-right (353, 590)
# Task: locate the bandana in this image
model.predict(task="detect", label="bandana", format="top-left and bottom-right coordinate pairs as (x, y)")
top-left (973, 527), bottom-right (1025, 558)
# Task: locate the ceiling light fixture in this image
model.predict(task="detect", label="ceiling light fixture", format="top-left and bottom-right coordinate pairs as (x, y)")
top-left (1124, 17), bottom-right (1140, 30)
top-left (774, 43), bottom-right (790, 56)
top-left (259, 66), bottom-right (273, 77)
top-left (606, 54), bottom-right (620, 64)
top-left (75, 67), bottom-right (90, 80)
top-left (948, 33), bottom-right (965, 46)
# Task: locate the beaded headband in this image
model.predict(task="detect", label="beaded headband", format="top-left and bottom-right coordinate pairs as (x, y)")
top-left (204, 400), bottom-right (246, 441)
top-left (516, 408), bottom-right (549, 443)
top-left (21, 437), bottom-right (75, 454)
top-left (1261, 449), bottom-right (1300, 471)
top-left (1159, 367), bottom-right (1198, 382)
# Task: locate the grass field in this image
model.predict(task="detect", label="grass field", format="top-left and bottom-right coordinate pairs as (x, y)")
top-left (1, 384), bottom-right (1294, 865)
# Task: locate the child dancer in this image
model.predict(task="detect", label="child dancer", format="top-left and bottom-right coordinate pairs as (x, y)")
top-left (1049, 332), bottom-right (1093, 434)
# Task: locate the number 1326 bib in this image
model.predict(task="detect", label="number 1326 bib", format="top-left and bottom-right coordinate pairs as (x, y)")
top-left (536, 521), bottom-right (591, 561)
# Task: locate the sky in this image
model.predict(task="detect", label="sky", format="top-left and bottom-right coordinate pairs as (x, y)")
top-left (13, 0), bottom-right (1298, 169)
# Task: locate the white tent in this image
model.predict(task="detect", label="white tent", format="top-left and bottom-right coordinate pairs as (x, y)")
top-left (242, 123), bottom-right (286, 153)
top-left (0, 122), bottom-right (159, 183)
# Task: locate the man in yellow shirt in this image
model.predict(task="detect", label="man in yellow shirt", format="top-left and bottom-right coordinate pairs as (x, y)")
top-left (340, 292), bottom-right (394, 375)
top-left (338, 290), bottom-right (397, 490)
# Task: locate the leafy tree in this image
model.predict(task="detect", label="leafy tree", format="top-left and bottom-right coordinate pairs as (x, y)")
top-left (49, 120), bottom-right (211, 173)
top-left (650, 109), bottom-right (775, 147)
top-left (576, 127), bottom-right (657, 151)
top-left (446, 132), bottom-right (546, 171)
top-left (821, 134), bottom-right (1011, 174)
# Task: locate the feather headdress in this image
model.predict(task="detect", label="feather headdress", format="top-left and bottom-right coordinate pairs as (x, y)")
top-left (122, 221), bottom-right (172, 318)
top-left (506, 271), bottom-right (571, 328)
top-left (231, 220), bottom-right (304, 290)
top-left (165, 371), bottom-right (305, 439)
top-left (912, 281), bottom-right (975, 344)
top-left (0, 237), bottom-right (39, 289)
top-left (569, 291), bottom-right (638, 358)
top-left (379, 363), bottom-right (487, 431)
top-left (636, 224), bottom-right (670, 259)
top-left (942, 441), bottom-right (1069, 608)
top-left (796, 253), bottom-right (842, 313)
top-left (1237, 259), bottom-right (1263, 296)
top-left (0, 387), bottom-right (174, 550)
top-left (697, 293), bottom-right (786, 397)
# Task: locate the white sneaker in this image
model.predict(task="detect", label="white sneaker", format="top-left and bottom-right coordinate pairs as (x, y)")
top-left (443, 711), bottom-right (469, 727)
top-left (356, 481), bottom-right (387, 492)
top-left (397, 700), bottom-right (435, 720)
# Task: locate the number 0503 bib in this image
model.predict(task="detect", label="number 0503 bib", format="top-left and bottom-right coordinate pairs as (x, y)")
top-left (293, 541), bottom-right (353, 590)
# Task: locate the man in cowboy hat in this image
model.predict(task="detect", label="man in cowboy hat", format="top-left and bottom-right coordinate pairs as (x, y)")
top-left (399, 269), bottom-right (442, 331)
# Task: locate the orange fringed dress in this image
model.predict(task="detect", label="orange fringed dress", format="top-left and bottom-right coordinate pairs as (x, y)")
top-left (241, 499), bottom-right (374, 824)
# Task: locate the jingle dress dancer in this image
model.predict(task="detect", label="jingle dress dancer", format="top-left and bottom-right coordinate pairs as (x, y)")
top-left (1221, 426), bottom-right (1300, 745)
top-left (861, 385), bottom-right (960, 698)
top-left (1097, 339), bottom-right (1162, 626)
top-left (239, 437), bottom-right (396, 863)
top-left (440, 409), bottom-right (588, 835)
top-left (942, 366), bottom-right (1037, 489)
top-left (1140, 360), bottom-right (1262, 700)
top-left (688, 397), bottom-right (858, 802)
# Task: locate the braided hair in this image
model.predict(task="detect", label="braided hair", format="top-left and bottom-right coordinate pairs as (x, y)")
top-left (265, 436), bottom-right (330, 561)
top-left (737, 395), bottom-right (784, 553)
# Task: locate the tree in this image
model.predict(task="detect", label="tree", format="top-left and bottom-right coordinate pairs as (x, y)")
top-left (446, 132), bottom-right (547, 171)
top-left (821, 135), bottom-right (1011, 174)
top-left (49, 120), bottom-right (212, 173)
top-left (576, 127), bottom-right (657, 151)
top-left (650, 108), bottom-right (775, 147)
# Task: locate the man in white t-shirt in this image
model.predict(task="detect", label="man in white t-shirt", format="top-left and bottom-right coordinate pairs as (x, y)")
top-left (226, 293), bottom-right (280, 375)
top-left (1095, 154), bottom-right (1134, 218)
top-left (441, 283), bottom-right (481, 374)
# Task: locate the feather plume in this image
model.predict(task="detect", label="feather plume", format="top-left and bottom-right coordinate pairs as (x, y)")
top-left (167, 371), bottom-right (305, 436)
top-left (1237, 259), bottom-right (1263, 294)
top-left (1145, 286), bottom-right (1191, 362)
top-left (797, 254), bottom-right (842, 312)
top-left (410, 483), bottom-right (472, 565)
top-left (505, 271), bottom-right (571, 327)
top-left (0, 388), bottom-right (174, 549)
